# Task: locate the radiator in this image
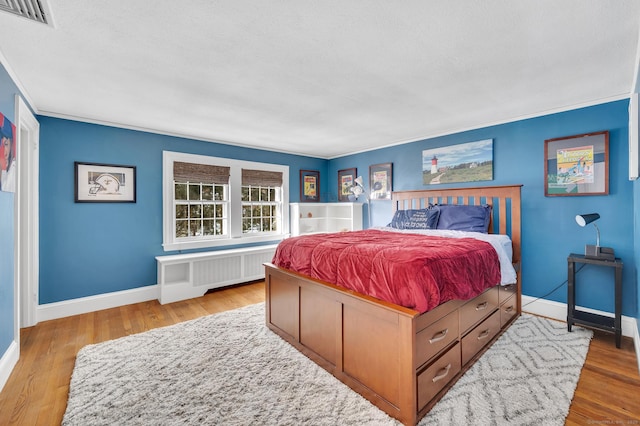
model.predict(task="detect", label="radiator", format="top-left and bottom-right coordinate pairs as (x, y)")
top-left (156, 244), bottom-right (278, 304)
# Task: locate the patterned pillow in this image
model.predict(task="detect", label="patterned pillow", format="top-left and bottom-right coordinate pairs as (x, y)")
top-left (435, 204), bottom-right (492, 233)
top-left (387, 207), bottom-right (440, 230)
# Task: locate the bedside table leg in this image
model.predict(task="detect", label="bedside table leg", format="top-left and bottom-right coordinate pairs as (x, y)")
top-left (567, 260), bottom-right (575, 332)
top-left (615, 266), bottom-right (622, 349)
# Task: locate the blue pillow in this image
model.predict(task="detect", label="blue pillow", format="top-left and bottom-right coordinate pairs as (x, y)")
top-left (435, 204), bottom-right (491, 233)
top-left (387, 207), bottom-right (440, 230)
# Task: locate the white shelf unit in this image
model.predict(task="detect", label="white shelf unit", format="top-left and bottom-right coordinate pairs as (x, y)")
top-left (290, 203), bottom-right (363, 236)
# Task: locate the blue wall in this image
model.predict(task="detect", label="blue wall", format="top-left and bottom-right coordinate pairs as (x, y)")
top-left (0, 64), bottom-right (17, 360)
top-left (38, 117), bottom-right (327, 304)
top-left (328, 100), bottom-right (637, 317)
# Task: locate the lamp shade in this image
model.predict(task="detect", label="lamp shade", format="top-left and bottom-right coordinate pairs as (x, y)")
top-left (575, 213), bottom-right (600, 227)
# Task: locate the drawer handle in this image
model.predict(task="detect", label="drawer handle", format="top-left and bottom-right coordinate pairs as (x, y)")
top-left (432, 363), bottom-right (452, 383)
top-left (504, 306), bottom-right (514, 313)
top-left (429, 329), bottom-right (448, 344)
top-left (477, 329), bottom-right (491, 340)
top-left (475, 302), bottom-right (488, 311)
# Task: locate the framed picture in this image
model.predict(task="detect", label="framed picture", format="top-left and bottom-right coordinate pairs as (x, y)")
top-left (422, 139), bottom-right (493, 185)
top-left (337, 167), bottom-right (356, 202)
top-left (544, 131), bottom-right (609, 196)
top-left (369, 163), bottom-right (392, 200)
top-left (299, 169), bottom-right (320, 202)
top-left (75, 162), bottom-right (137, 203)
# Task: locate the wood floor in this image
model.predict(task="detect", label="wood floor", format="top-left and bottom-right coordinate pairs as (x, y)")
top-left (0, 281), bottom-right (638, 425)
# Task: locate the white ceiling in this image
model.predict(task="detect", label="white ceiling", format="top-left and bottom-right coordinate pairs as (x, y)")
top-left (0, 1), bottom-right (639, 159)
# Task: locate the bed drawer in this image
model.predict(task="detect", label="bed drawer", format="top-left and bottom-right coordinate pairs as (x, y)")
top-left (461, 309), bottom-right (501, 366)
top-left (415, 309), bottom-right (459, 368)
top-left (500, 294), bottom-right (517, 328)
top-left (499, 284), bottom-right (517, 304)
top-left (459, 286), bottom-right (499, 334)
top-left (417, 342), bottom-right (461, 411)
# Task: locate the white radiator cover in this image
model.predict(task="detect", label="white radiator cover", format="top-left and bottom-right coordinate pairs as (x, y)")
top-left (156, 244), bottom-right (278, 304)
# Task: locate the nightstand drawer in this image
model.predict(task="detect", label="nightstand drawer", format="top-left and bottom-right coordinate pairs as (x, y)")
top-left (416, 309), bottom-right (459, 368)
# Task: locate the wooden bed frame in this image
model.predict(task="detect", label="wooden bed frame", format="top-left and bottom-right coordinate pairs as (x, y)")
top-left (265, 184), bottom-right (522, 425)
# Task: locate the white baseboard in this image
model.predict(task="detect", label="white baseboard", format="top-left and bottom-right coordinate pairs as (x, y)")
top-left (0, 341), bottom-right (19, 394)
top-left (37, 285), bottom-right (159, 323)
top-left (521, 295), bottom-right (637, 339)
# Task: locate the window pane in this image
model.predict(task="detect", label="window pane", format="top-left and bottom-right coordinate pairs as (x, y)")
top-left (242, 218), bottom-right (252, 233)
top-left (190, 205), bottom-right (202, 218)
top-left (202, 219), bottom-right (214, 236)
top-left (241, 186), bottom-right (249, 202)
top-left (189, 184), bottom-right (201, 200)
top-left (252, 205), bottom-right (261, 217)
top-left (176, 204), bottom-right (188, 219)
top-left (269, 188), bottom-right (276, 201)
top-left (175, 183), bottom-right (188, 200)
top-left (189, 220), bottom-right (201, 236)
top-left (203, 204), bottom-right (214, 218)
top-left (215, 204), bottom-right (223, 217)
top-left (176, 220), bottom-right (188, 237)
top-left (250, 187), bottom-right (259, 202)
top-left (214, 186), bottom-right (224, 200)
top-left (260, 188), bottom-right (269, 201)
top-left (261, 218), bottom-right (271, 231)
top-left (202, 185), bottom-right (214, 201)
top-left (262, 205), bottom-right (271, 216)
top-left (215, 219), bottom-right (224, 235)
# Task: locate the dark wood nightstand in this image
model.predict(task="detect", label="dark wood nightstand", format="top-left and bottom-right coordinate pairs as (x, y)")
top-left (567, 253), bottom-right (622, 348)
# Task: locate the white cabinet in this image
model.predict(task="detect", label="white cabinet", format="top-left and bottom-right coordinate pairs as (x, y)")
top-left (290, 203), bottom-right (363, 236)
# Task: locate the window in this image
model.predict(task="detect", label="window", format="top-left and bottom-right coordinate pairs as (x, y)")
top-left (163, 151), bottom-right (289, 251)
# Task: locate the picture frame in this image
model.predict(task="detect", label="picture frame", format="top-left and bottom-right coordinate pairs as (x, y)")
top-left (337, 167), bottom-right (357, 202)
top-left (544, 131), bottom-right (609, 196)
top-left (369, 162), bottom-right (392, 200)
top-left (299, 169), bottom-right (320, 202)
top-left (75, 162), bottom-right (137, 203)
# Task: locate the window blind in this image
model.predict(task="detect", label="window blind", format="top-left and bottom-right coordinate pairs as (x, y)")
top-left (242, 169), bottom-right (283, 187)
top-left (173, 162), bottom-right (230, 184)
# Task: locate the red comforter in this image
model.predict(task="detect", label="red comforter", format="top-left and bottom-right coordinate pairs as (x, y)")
top-left (272, 229), bottom-right (501, 313)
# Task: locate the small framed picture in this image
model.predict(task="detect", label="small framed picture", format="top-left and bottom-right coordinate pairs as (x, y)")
top-left (300, 169), bottom-right (320, 202)
top-left (75, 162), bottom-right (137, 203)
top-left (337, 168), bottom-right (357, 202)
top-left (369, 163), bottom-right (392, 200)
top-left (544, 131), bottom-right (609, 196)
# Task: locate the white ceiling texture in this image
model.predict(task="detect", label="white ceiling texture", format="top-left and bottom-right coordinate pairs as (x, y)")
top-left (0, 1), bottom-right (639, 159)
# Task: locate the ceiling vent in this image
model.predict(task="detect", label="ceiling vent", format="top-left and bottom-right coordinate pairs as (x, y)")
top-left (0, 0), bottom-right (49, 25)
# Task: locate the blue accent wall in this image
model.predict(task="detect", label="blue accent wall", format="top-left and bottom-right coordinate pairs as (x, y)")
top-left (328, 100), bottom-right (637, 317)
top-left (0, 63), bottom-right (17, 360)
top-left (38, 117), bottom-right (327, 304)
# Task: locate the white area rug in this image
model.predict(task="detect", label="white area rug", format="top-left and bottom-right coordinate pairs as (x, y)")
top-left (63, 303), bottom-right (592, 425)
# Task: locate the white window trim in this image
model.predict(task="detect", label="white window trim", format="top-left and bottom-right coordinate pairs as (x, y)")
top-left (162, 151), bottom-right (289, 251)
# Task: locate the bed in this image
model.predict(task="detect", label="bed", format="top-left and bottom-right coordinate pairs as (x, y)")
top-left (264, 184), bottom-right (522, 425)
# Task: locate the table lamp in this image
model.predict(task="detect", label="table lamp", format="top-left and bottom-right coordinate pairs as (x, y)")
top-left (575, 213), bottom-right (615, 260)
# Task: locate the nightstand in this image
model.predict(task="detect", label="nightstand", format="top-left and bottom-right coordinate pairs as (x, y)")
top-left (567, 253), bottom-right (622, 348)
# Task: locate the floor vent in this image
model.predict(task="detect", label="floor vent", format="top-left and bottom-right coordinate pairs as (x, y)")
top-left (0, 0), bottom-right (49, 25)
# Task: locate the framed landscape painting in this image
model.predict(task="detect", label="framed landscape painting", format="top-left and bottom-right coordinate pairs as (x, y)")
top-left (422, 139), bottom-right (493, 185)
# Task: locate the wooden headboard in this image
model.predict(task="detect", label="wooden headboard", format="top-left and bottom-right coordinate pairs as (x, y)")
top-left (391, 184), bottom-right (523, 271)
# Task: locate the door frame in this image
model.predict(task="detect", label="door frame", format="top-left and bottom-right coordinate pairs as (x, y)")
top-left (14, 94), bottom-right (39, 331)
